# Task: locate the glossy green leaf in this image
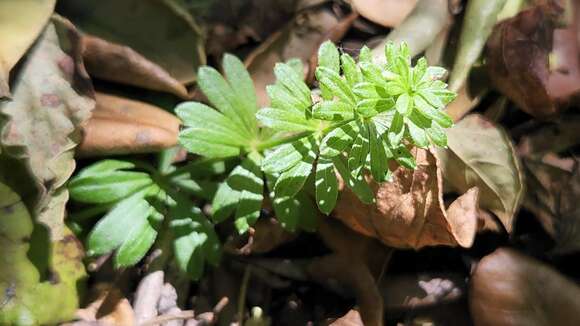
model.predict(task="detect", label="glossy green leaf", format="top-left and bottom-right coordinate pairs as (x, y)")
top-left (273, 63), bottom-right (311, 107)
top-left (341, 53), bottom-right (362, 86)
top-left (348, 122), bottom-right (369, 176)
top-left (316, 66), bottom-right (355, 106)
top-left (256, 107), bottom-right (316, 132)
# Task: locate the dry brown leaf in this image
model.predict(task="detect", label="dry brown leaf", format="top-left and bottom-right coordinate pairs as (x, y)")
top-left (436, 115), bottom-right (524, 233)
top-left (224, 218), bottom-right (297, 255)
top-left (351, 0), bottom-right (417, 28)
top-left (334, 148), bottom-right (479, 249)
top-left (517, 115), bottom-right (580, 157)
top-left (444, 85), bottom-right (485, 123)
top-left (76, 284), bottom-right (135, 326)
top-left (82, 35), bottom-right (189, 98)
top-left (486, 1), bottom-right (580, 119)
top-left (77, 92), bottom-right (179, 156)
top-left (523, 154), bottom-right (580, 253)
top-left (245, 6), bottom-right (349, 106)
top-left (0, 0), bottom-right (56, 98)
top-left (470, 248), bottom-right (580, 326)
top-left (330, 309), bottom-right (364, 326)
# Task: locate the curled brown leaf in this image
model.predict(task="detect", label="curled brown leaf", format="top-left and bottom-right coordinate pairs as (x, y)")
top-left (334, 148), bottom-right (480, 249)
top-left (77, 92), bottom-right (179, 156)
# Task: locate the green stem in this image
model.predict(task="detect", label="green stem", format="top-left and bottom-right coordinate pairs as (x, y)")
top-left (255, 131), bottom-right (313, 151)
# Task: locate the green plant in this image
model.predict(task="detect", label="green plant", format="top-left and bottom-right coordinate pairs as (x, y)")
top-left (68, 41), bottom-right (455, 280)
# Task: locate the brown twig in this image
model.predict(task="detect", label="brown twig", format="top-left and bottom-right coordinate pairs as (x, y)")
top-left (139, 310), bottom-right (195, 326)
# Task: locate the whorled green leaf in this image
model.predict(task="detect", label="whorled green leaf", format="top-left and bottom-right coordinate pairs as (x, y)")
top-left (68, 160), bottom-right (153, 204)
top-left (263, 137), bottom-right (316, 173)
top-left (315, 158), bottom-right (338, 214)
top-left (435, 114), bottom-right (524, 232)
top-left (367, 122), bottom-right (389, 182)
top-left (170, 202), bottom-right (221, 280)
top-left (312, 101), bottom-right (354, 121)
top-left (333, 155), bottom-right (374, 204)
top-left (266, 173), bottom-right (318, 232)
top-left (320, 121), bottom-right (359, 158)
top-left (274, 137), bottom-right (317, 198)
top-left (348, 122), bottom-right (370, 176)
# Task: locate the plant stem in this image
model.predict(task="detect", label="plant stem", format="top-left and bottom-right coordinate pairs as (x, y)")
top-left (255, 131), bottom-right (312, 151)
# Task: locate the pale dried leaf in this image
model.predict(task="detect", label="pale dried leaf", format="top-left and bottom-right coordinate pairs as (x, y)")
top-left (351, 0), bottom-right (417, 28)
top-left (435, 114), bottom-right (524, 233)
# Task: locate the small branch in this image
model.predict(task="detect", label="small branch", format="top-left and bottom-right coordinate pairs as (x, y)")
top-left (139, 310), bottom-right (195, 326)
top-left (237, 265), bottom-right (253, 324)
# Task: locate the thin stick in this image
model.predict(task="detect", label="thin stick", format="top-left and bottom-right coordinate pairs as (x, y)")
top-left (237, 265), bottom-right (253, 324)
top-left (139, 310), bottom-right (195, 326)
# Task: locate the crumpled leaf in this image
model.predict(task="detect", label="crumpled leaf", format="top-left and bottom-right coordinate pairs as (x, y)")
top-left (77, 92), bottom-right (180, 156)
top-left (470, 248), bottom-right (580, 326)
top-left (57, 0), bottom-right (205, 84)
top-left (351, 0), bottom-right (417, 28)
top-left (245, 5), bottom-right (347, 106)
top-left (82, 35), bottom-right (189, 98)
top-left (486, 1), bottom-right (580, 119)
top-left (371, 0), bottom-right (450, 63)
top-left (523, 154), bottom-right (580, 254)
top-left (75, 283), bottom-right (135, 326)
top-left (334, 147), bottom-right (480, 249)
top-left (0, 21), bottom-right (95, 239)
top-left (435, 114), bottom-right (524, 233)
top-left (0, 0), bottom-right (56, 99)
top-left (0, 181), bottom-right (86, 325)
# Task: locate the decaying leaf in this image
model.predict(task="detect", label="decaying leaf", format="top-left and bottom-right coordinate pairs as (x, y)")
top-left (486, 1), bottom-right (580, 119)
top-left (334, 147), bottom-right (480, 249)
top-left (523, 154), bottom-right (580, 254)
top-left (435, 114), bottom-right (524, 233)
top-left (0, 0), bottom-right (56, 98)
top-left (0, 181), bottom-right (86, 325)
top-left (245, 5), bottom-right (347, 106)
top-left (82, 35), bottom-right (189, 98)
top-left (77, 92), bottom-right (180, 156)
top-left (330, 309), bottom-right (364, 326)
top-left (75, 283), bottom-right (135, 326)
top-left (371, 0), bottom-right (450, 63)
top-left (518, 115), bottom-right (580, 157)
top-left (57, 0), bottom-right (205, 84)
top-left (350, 0), bottom-right (417, 28)
top-left (0, 22), bottom-right (95, 223)
top-left (470, 248), bottom-right (580, 326)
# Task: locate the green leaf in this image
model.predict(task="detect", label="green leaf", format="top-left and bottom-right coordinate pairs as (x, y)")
top-left (263, 137), bottom-right (317, 173)
top-left (353, 82), bottom-right (387, 99)
top-left (426, 121), bottom-right (447, 147)
top-left (413, 57), bottom-right (427, 84)
top-left (273, 63), bottom-right (311, 107)
top-left (176, 101), bottom-right (251, 144)
top-left (392, 145), bottom-right (416, 169)
top-left (318, 41), bottom-right (340, 99)
top-left (76, 160), bottom-right (136, 177)
top-left (425, 66), bottom-right (447, 81)
top-left (266, 173), bottom-right (319, 231)
top-left (320, 121), bottom-right (358, 158)
top-left (388, 112), bottom-right (405, 146)
top-left (267, 83), bottom-right (309, 113)
top-left (413, 94), bottom-right (453, 128)
top-left (114, 215), bottom-right (158, 267)
top-left (359, 62), bottom-right (388, 88)
top-left (86, 187), bottom-right (156, 256)
top-left (223, 54), bottom-right (258, 133)
top-left (179, 128), bottom-right (242, 158)
top-left (348, 122), bottom-right (370, 176)
top-left (341, 53), bottom-right (362, 86)
top-left (233, 153), bottom-right (264, 234)
top-left (368, 122), bottom-right (388, 182)
top-left (316, 66), bottom-right (355, 106)
top-left (315, 158), bottom-right (338, 214)
top-left (274, 137), bottom-right (317, 197)
top-left (256, 107), bottom-right (317, 132)
top-left (419, 89), bottom-right (444, 109)
top-left (359, 45), bottom-right (372, 63)
top-left (69, 163), bottom-right (153, 204)
top-left (406, 117), bottom-right (429, 148)
top-left (312, 101), bottom-right (354, 121)
top-left (333, 156), bottom-right (374, 204)
top-left (356, 98), bottom-right (394, 117)
top-left (212, 178), bottom-right (239, 223)
top-left (395, 92), bottom-right (412, 115)
top-left (198, 66), bottom-right (249, 133)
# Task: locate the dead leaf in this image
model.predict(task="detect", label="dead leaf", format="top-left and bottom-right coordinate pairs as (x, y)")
top-left (334, 148), bottom-right (480, 249)
top-left (435, 114), bottom-right (524, 233)
top-left (82, 35), bottom-right (189, 98)
top-left (444, 85), bottom-right (485, 123)
top-left (76, 283), bottom-right (135, 326)
top-left (486, 1), bottom-right (580, 119)
top-left (371, 0), bottom-right (450, 63)
top-left (245, 5), bottom-right (346, 106)
top-left (0, 21), bottom-right (95, 226)
top-left (0, 0), bottom-right (56, 99)
top-left (523, 154), bottom-right (580, 253)
top-left (517, 115), bottom-right (580, 157)
top-left (57, 0), bottom-right (205, 84)
top-left (133, 271), bottom-right (164, 325)
top-left (470, 248), bottom-right (580, 326)
top-left (351, 0), bottom-right (417, 28)
top-left (77, 92), bottom-right (180, 156)
top-left (224, 218), bottom-right (297, 255)
top-left (330, 309), bottom-right (364, 326)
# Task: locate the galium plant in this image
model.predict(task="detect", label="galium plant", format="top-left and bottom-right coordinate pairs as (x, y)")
top-left (68, 41), bottom-right (456, 280)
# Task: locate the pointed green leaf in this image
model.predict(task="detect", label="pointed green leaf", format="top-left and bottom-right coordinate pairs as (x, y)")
top-left (318, 41), bottom-right (340, 73)
top-left (274, 63), bottom-right (311, 107)
top-left (315, 158), bottom-right (338, 214)
top-left (406, 118), bottom-right (429, 148)
top-left (348, 122), bottom-right (369, 176)
top-left (223, 54), bottom-right (258, 133)
top-left (368, 122), bottom-right (388, 182)
top-left (341, 53), bottom-right (362, 86)
top-left (426, 121), bottom-right (447, 147)
top-left (395, 92), bottom-right (412, 115)
top-left (256, 107), bottom-right (317, 132)
top-left (312, 101), bottom-right (354, 121)
top-left (333, 156), bottom-right (374, 204)
top-left (320, 121), bottom-right (358, 158)
top-left (267, 84), bottom-right (309, 113)
top-left (114, 215), bottom-right (158, 267)
top-left (179, 128), bottom-right (241, 158)
top-left (413, 94), bottom-right (453, 128)
top-left (233, 153), bottom-right (264, 233)
top-left (316, 66), bottom-right (356, 106)
top-left (388, 112), bottom-right (405, 146)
